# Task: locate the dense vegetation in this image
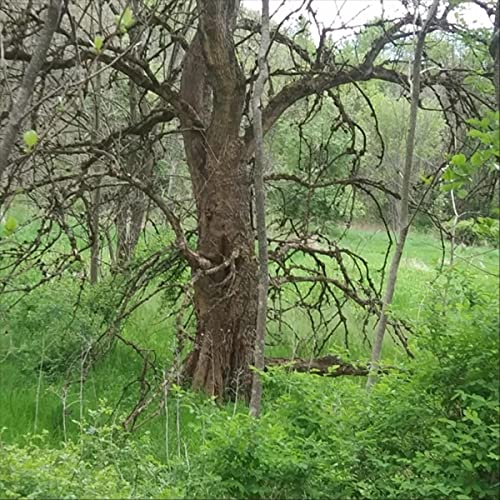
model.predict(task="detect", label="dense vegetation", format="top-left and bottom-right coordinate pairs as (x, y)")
top-left (0, 0), bottom-right (499, 498)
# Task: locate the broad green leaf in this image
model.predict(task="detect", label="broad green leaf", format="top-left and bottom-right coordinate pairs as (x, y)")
top-left (465, 117), bottom-right (482, 127)
top-left (23, 129), bottom-right (38, 150)
top-left (442, 167), bottom-right (455, 181)
top-left (93, 35), bottom-right (104, 52)
top-left (481, 150), bottom-right (494, 162)
top-left (441, 180), bottom-right (464, 192)
top-left (451, 153), bottom-right (467, 167)
top-left (479, 117), bottom-right (490, 129)
top-left (116, 7), bottom-right (134, 33)
top-left (468, 129), bottom-right (491, 144)
top-left (470, 151), bottom-right (483, 168)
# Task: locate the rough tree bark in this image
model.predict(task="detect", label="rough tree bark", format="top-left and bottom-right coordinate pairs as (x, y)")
top-left (0, 0), bottom-right (62, 181)
top-left (249, 0), bottom-right (270, 418)
top-left (180, 0), bottom-right (258, 399)
top-left (366, 0), bottom-right (440, 389)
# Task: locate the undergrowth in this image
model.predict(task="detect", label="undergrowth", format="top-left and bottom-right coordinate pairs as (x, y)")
top-left (1, 266), bottom-right (498, 499)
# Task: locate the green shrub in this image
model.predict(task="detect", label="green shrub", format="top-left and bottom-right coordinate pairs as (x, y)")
top-left (4, 278), bottom-right (121, 378)
top-left (0, 436), bottom-right (131, 499)
top-left (0, 406), bottom-right (181, 499)
top-left (448, 217), bottom-right (499, 246)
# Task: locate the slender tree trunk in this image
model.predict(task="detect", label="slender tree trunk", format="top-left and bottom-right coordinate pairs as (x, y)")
top-left (0, 0), bottom-right (62, 181)
top-left (492, 8), bottom-right (499, 109)
top-left (89, 6), bottom-right (102, 284)
top-left (180, 0), bottom-right (259, 399)
top-left (166, 161), bottom-right (178, 209)
top-left (249, 0), bottom-right (270, 418)
top-left (116, 65), bottom-right (141, 265)
top-left (90, 183), bottom-right (101, 283)
top-left (367, 0), bottom-right (440, 389)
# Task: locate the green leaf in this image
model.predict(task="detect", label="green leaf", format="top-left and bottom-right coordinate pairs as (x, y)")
top-left (451, 153), bottom-right (467, 168)
top-left (420, 174), bottom-right (433, 185)
top-left (468, 129), bottom-right (491, 144)
top-left (442, 167), bottom-right (455, 181)
top-left (327, 365), bottom-right (341, 373)
top-left (4, 215), bottom-right (17, 234)
top-left (479, 117), bottom-right (490, 129)
top-left (23, 129), bottom-right (38, 150)
top-left (441, 180), bottom-right (464, 192)
top-left (93, 35), bottom-right (104, 53)
top-left (465, 117), bottom-right (482, 127)
top-left (457, 189), bottom-right (468, 199)
top-left (470, 151), bottom-right (483, 168)
top-left (116, 7), bottom-right (134, 33)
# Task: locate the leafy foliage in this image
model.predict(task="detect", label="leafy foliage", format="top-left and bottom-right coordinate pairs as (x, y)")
top-left (446, 216), bottom-right (499, 245)
top-left (22, 130), bottom-right (38, 151)
top-left (443, 111), bottom-right (500, 195)
top-left (3, 278), bottom-right (121, 377)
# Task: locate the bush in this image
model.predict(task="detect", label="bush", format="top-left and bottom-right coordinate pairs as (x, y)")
top-left (0, 406), bottom-right (181, 499)
top-left (0, 436), bottom-right (132, 499)
top-left (4, 277), bottom-right (121, 378)
top-left (448, 217), bottom-right (499, 246)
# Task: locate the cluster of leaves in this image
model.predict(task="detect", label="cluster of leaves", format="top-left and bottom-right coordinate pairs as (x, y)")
top-left (0, 406), bottom-right (180, 499)
top-left (443, 111), bottom-right (500, 197)
top-left (446, 216), bottom-right (499, 245)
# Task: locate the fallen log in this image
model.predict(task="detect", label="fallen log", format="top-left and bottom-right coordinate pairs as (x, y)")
top-left (265, 355), bottom-right (369, 377)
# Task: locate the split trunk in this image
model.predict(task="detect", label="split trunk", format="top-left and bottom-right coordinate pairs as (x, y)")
top-left (180, 3), bottom-right (258, 399)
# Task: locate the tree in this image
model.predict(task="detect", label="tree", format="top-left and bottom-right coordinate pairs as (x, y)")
top-left (0, 0), bottom-right (496, 403)
top-left (367, 0), bottom-right (441, 388)
top-left (249, 0), bottom-right (270, 418)
top-left (0, 0), bottom-right (63, 179)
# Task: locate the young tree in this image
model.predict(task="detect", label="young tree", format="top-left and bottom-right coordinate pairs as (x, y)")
top-left (249, 0), bottom-right (270, 418)
top-left (367, 0), bottom-right (441, 388)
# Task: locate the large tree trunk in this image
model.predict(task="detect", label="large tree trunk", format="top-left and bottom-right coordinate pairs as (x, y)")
top-left (183, 151), bottom-right (258, 398)
top-left (182, 134), bottom-right (258, 398)
top-left (180, 0), bottom-right (258, 399)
